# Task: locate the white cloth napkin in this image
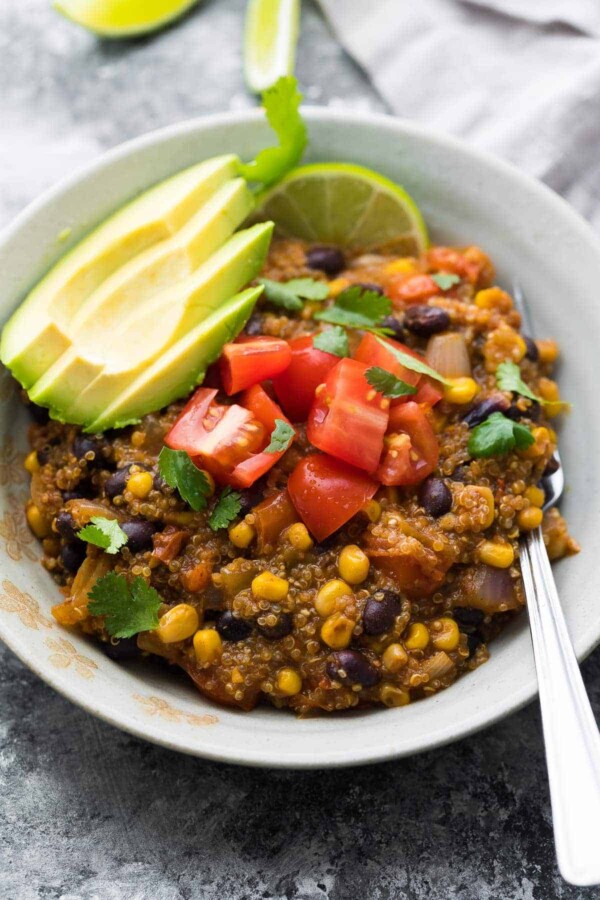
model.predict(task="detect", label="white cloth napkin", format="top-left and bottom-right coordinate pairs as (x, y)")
top-left (318, 0), bottom-right (600, 229)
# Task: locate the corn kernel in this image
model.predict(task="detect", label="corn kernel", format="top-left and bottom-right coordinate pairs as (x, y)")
top-left (380, 684), bottom-right (411, 707)
top-left (518, 506), bottom-right (543, 531)
top-left (26, 504), bottom-right (49, 538)
top-left (252, 571), bottom-right (289, 602)
top-left (384, 257), bottom-right (419, 276)
top-left (228, 521), bottom-right (256, 549)
top-left (338, 544), bottom-right (370, 585)
top-left (519, 426), bottom-right (551, 460)
top-left (537, 339), bottom-right (559, 365)
top-left (126, 471), bottom-right (153, 499)
top-left (404, 622), bottom-right (429, 651)
top-left (321, 613), bottom-right (355, 649)
top-left (315, 579), bottom-right (353, 617)
top-left (431, 617), bottom-right (460, 652)
top-left (285, 522), bottom-right (313, 552)
top-left (382, 643), bottom-right (408, 673)
top-left (524, 485), bottom-right (545, 508)
top-left (478, 540), bottom-right (514, 569)
top-left (362, 499), bottom-right (382, 523)
top-left (193, 628), bottom-right (222, 665)
top-left (443, 377), bottom-right (479, 405)
top-left (24, 451), bottom-right (40, 474)
top-left (328, 277), bottom-right (350, 297)
top-left (538, 377), bottom-right (559, 403)
top-left (474, 287), bottom-right (513, 311)
top-left (276, 667), bottom-right (302, 696)
top-left (157, 603), bottom-right (199, 643)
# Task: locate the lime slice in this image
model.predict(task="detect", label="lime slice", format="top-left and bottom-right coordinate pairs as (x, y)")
top-left (253, 163), bottom-right (429, 254)
top-left (53, 0), bottom-right (200, 38)
top-left (244, 0), bottom-right (300, 94)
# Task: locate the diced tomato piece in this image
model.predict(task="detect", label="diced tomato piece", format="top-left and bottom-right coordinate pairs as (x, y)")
top-left (219, 336), bottom-right (291, 395)
top-left (307, 358), bottom-right (388, 473)
top-left (165, 385), bottom-right (294, 490)
top-left (426, 246), bottom-right (493, 286)
top-left (288, 454), bottom-right (378, 542)
top-left (354, 332), bottom-right (421, 390)
top-left (272, 335), bottom-right (339, 422)
top-left (388, 274), bottom-right (438, 306)
top-left (376, 401), bottom-right (439, 486)
top-left (413, 375), bottom-right (444, 407)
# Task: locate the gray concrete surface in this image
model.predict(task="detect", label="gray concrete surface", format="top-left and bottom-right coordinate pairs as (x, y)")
top-left (1, 1), bottom-right (599, 898)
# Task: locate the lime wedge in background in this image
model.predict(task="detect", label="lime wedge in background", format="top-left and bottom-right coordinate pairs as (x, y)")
top-left (53, 0), bottom-right (200, 38)
top-left (253, 163), bottom-right (429, 253)
top-left (244, 0), bottom-right (300, 94)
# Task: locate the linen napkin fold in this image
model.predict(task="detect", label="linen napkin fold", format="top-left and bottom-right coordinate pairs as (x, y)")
top-left (318, 0), bottom-right (600, 229)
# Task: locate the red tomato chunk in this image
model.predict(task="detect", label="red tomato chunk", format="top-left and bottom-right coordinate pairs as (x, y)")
top-left (220, 336), bottom-right (292, 395)
top-left (272, 335), bottom-right (339, 422)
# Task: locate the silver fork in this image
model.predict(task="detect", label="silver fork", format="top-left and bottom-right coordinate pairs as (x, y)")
top-left (513, 284), bottom-right (600, 886)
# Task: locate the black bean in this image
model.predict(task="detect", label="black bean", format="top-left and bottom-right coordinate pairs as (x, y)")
top-left (524, 336), bottom-right (539, 362)
top-left (238, 478), bottom-right (267, 516)
top-left (244, 312), bottom-right (264, 336)
top-left (453, 607), bottom-right (485, 630)
top-left (357, 282), bottom-right (384, 295)
top-left (60, 542), bottom-right (87, 574)
top-left (306, 246), bottom-right (345, 276)
top-left (256, 612), bottom-right (293, 641)
top-left (121, 519), bottom-right (157, 553)
top-left (450, 464), bottom-right (470, 483)
top-left (326, 649), bottom-right (381, 688)
top-left (105, 466), bottom-right (132, 500)
top-left (362, 590), bottom-right (402, 636)
top-left (462, 394), bottom-right (510, 428)
top-left (55, 510), bottom-right (79, 541)
top-left (101, 637), bottom-right (141, 662)
top-left (28, 403), bottom-right (50, 424)
top-left (403, 305), bottom-right (450, 337)
top-left (216, 610), bottom-right (253, 642)
top-left (379, 315), bottom-right (405, 342)
top-left (72, 434), bottom-right (103, 465)
top-left (505, 400), bottom-right (541, 423)
top-left (543, 455), bottom-right (560, 478)
top-left (419, 477), bottom-right (453, 518)
top-left (467, 632), bottom-right (484, 656)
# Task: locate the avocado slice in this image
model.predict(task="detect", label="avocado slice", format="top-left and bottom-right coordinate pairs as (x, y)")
top-left (33, 222), bottom-right (273, 425)
top-left (30, 177), bottom-right (253, 405)
top-left (1, 154), bottom-right (239, 387)
top-left (86, 286), bottom-right (263, 433)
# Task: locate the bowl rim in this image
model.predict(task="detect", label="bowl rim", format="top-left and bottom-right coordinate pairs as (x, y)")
top-left (1, 106), bottom-right (599, 769)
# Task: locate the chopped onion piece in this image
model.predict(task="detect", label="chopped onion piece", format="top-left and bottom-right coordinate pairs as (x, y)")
top-left (426, 333), bottom-right (471, 378)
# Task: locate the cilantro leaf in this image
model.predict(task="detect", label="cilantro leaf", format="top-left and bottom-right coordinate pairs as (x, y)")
top-left (365, 367), bottom-right (418, 398)
top-left (238, 76), bottom-right (307, 187)
top-left (265, 418), bottom-right (295, 453)
top-left (209, 487), bottom-right (243, 531)
top-left (468, 412), bottom-right (534, 458)
top-left (496, 360), bottom-right (542, 405)
top-left (88, 571), bottom-right (162, 639)
top-left (77, 517), bottom-right (128, 555)
top-left (259, 276), bottom-right (328, 311)
top-left (374, 336), bottom-right (451, 385)
top-left (158, 447), bottom-right (211, 511)
top-left (313, 326), bottom-right (350, 358)
top-left (314, 286), bottom-right (392, 332)
top-left (431, 272), bottom-right (461, 290)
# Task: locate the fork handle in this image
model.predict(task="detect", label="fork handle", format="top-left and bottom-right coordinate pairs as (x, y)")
top-left (521, 527), bottom-right (600, 886)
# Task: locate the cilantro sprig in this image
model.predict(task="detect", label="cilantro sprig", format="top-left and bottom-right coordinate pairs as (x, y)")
top-left (313, 326), bottom-right (349, 358)
top-left (265, 419), bottom-right (295, 453)
top-left (158, 447), bottom-right (212, 511)
top-left (314, 286), bottom-right (392, 334)
top-left (365, 367), bottom-right (417, 398)
top-left (78, 517), bottom-right (128, 555)
top-left (88, 572), bottom-right (162, 639)
top-left (468, 412), bottom-right (534, 458)
top-left (259, 277), bottom-right (328, 312)
top-left (238, 76), bottom-right (307, 187)
top-left (495, 360), bottom-right (544, 406)
top-left (431, 272), bottom-right (461, 290)
top-left (374, 336), bottom-right (451, 385)
top-left (209, 487), bottom-right (242, 531)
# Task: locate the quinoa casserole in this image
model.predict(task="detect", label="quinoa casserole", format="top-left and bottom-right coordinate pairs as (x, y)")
top-left (20, 238), bottom-right (578, 716)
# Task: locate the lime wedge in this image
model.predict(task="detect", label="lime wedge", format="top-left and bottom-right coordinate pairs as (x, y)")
top-left (244, 0), bottom-right (300, 94)
top-left (53, 0), bottom-right (200, 38)
top-left (253, 163), bottom-right (429, 254)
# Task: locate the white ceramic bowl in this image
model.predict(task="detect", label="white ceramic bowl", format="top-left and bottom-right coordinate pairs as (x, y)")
top-left (1, 109), bottom-right (599, 768)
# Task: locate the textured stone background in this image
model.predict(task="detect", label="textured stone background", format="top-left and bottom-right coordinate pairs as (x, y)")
top-left (1, 2), bottom-right (600, 898)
